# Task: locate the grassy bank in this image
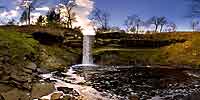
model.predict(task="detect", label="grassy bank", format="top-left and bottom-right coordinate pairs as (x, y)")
top-left (0, 25), bottom-right (199, 68)
top-left (94, 33), bottom-right (200, 67)
top-left (0, 29), bottom-right (38, 64)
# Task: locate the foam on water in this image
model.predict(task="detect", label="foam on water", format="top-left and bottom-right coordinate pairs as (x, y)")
top-left (39, 67), bottom-right (119, 100)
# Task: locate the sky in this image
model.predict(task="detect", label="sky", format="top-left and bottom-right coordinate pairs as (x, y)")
top-left (0, 0), bottom-right (195, 31)
top-left (94, 0), bottom-right (193, 31)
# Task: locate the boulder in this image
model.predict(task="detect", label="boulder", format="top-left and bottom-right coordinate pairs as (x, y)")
top-left (24, 62), bottom-right (37, 70)
top-left (128, 95), bottom-right (140, 100)
top-left (57, 87), bottom-right (73, 94)
top-left (61, 95), bottom-right (73, 100)
top-left (10, 72), bottom-right (32, 83)
top-left (1, 88), bottom-right (30, 100)
top-left (31, 83), bottom-right (55, 99)
top-left (51, 93), bottom-right (63, 100)
top-left (0, 84), bottom-right (13, 94)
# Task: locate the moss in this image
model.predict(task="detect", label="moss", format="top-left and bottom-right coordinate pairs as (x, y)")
top-left (38, 45), bottom-right (80, 70)
top-left (0, 29), bottom-right (39, 64)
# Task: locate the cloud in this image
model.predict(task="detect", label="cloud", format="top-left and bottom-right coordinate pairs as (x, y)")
top-left (30, 12), bottom-right (42, 23)
top-left (35, 7), bottom-right (49, 11)
top-left (72, 0), bottom-right (95, 35)
top-left (0, 10), bottom-right (19, 18)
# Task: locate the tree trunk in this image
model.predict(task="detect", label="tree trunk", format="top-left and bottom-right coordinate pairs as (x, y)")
top-left (28, 6), bottom-right (31, 25)
top-left (136, 24), bottom-right (139, 34)
top-left (160, 25), bottom-right (163, 32)
top-left (155, 25), bottom-right (158, 32)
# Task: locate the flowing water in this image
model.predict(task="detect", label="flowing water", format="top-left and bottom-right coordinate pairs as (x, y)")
top-left (39, 67), bottom-right (121, 100)
top-left (82, 35), bottom-right (93, 64)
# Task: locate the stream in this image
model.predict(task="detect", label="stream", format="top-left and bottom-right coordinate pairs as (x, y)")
top-left (37, 65), bottom-right (200, 100)
top-left (39, 67), bottom-right (122, 100)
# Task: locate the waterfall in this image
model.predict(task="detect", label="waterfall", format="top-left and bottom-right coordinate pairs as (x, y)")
top-left (82, 35), bottom-right (93, 64)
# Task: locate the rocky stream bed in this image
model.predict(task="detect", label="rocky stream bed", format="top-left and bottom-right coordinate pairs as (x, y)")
top-left (74, 66), bottom-right (200, 100)
top-left (1, 64), bottom-right (200, 100)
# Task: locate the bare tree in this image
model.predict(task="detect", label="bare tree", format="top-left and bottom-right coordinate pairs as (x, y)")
top-left (166, 22), bottom-right (177, 32)
top-left (36, 15), bottom-right (45, 26)
top-left (191, 19), bottom-right (199, 31)
top-left (46, 8), bottom-right (61, 25)
top-left (147, 16), bottom-right (168, 32)
top-left (124, 15), bottom-right (143, 33)
top-left (20, 0), bottom-right (47, 25)
top-left (159, 17), bottom-right (168, 32)
top-left (147, 16), bottom-right (160, 32)
top-left (60, 1), bottom-right (77, 28)
top-left (91, 8), bottom-right (110, 31)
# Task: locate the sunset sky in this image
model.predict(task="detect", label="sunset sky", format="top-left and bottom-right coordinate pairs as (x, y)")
top-left (0, 0), bottom-right (195, 31)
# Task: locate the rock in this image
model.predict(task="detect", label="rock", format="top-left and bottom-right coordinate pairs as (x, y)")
top-left (53, 72), bottom-right (67, 78)
top-left (0, 84), bottom-right (13, 93)
top-left (24, 62), bottom-right (37, 70)
top-left (36, 68), bottom-right (50, 74)
top-left (1, 88), bottom-right (30, 100)
top-left (51, 93), bottom-right (63, 100)
top-left (57, 87), bottom-right (73, 94)
top-left (184, 90), bottom-right (200, 100)
top-left (10, 72), bottom-right (31, 83)
top-left (0, 71), bottom-right (3, 75)
top-left (0, 94), bottom-right (4, 100)
top-left (61, 95), bottom-right (72, 100)
top-left (22, 68), bottom-right (33, 74)
top-left (129, 95), bottom-right (140, 100)
top-left (31, 83), bottom-right (55, 99)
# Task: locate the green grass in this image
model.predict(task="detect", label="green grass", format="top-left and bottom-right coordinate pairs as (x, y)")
top-left (93, 33), bottom-right (200, 67)
top-left (160, 33), bottom-right (200, 67)
top-left (0, 29), bottom-right (39, 64)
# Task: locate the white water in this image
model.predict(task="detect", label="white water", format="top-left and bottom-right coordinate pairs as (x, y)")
top-left (39, 67), bottom-right (120, 100)
top-left (82, 35), bottom-right (93, 64)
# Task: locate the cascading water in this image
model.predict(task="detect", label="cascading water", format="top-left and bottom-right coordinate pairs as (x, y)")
top-left (38, 0), bottom-right (117, 99)
top-left (82, 35), bottom-right (93, 64)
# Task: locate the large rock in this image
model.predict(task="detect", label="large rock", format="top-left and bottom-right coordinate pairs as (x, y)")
top-left (10, 72), bottom-right (32, 83)
top-left (24, 62), bottom-right (37, 70)
top-left (0, 84), bottom-right (12, 93)
top-left (57, 87), bottom-right (73, 94)
top-left (31, 83), bottom-right (55, 99)
top-left (51, 93), bottom-right (63, 100)
top-left (128, 95), bottom-right (140, 100)
top-left (1, 88), bottom-right (30, 100)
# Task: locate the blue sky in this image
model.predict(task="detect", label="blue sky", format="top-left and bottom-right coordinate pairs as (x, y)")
top-left (94, 0), bottom-right (193, 30)
top-left (0, 0), bottom-right (195, 30)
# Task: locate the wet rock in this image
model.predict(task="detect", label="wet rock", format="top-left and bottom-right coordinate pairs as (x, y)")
top-left (31, 83), bottom-right (55, 99)
top-left (53, 72), bottom-right (67, 78)
top-left (36, 68), bottom-right (50, 74)
top-left (44, 78), bottom-right (57, 83)
top-left (24, 62), bottom-right (37, 70)
top-left (129, 95), bottom-right (140, 100)
top-left (51, 93), bottom-right (63, 100)
top-left (22, 68), bottom-right (33, 74)
top-left (0, 84), bottom-right (12, 93)
top-left (57, 87), bottom-right (73, 94)
top-left (61, 95), bottom-right (73, 100)
top-left (1, 88), bottom-right (30, 100)
top-left (10, 72), bottom-right (31, 83)
top-left (174, 94), bottom-right (185, 100)
top-left (184, 90), bottom-right (200, 100)
top-left (0, 94), bottom-right (4, 100)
